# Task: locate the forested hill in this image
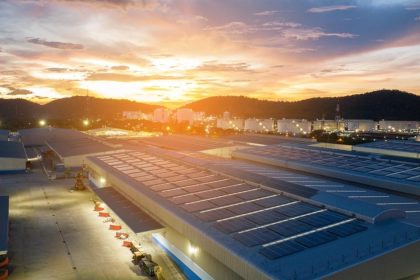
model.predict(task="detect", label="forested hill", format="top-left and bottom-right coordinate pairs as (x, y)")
top-left (182, 90), bottom-right (420, 120)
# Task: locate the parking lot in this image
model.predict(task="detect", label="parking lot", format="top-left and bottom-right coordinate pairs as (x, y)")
top-left (0, 169), bottom-right (181, 280)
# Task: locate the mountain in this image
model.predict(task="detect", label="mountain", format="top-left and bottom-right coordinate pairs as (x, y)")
top-left (0, 99), bottom-right (43, 120)
top-left (43, 96), bottom-right (161, 119)
top-left (0, 90), bottom-right (418, 121)
top-left (0, 96), bottom-right (161, 120)
top-left (182, 90), bottom-right (420, 120)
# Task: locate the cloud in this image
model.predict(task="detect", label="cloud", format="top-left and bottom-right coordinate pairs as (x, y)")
top-left (8, 89), bottom-right (33, 95)
top-left (18, 0), bottom-right (161, 9)
top-left (254, 10), bottom-right (278, 16)
top-left (416, 16), bottom-right (420, 20)
top-left (27, 38), bottom-right (84, 50)
top-left (111, 65), bottom-right (130, 71)
top-left (308, 5), bottom-right (357, 13)
top-left (281, 27), bottom-right (357, 40)
top-left (195, 62), bottom-right (254, 73)
top-left (86, 73), bottom-right (186, 82)
top-left (205, 21), bottom-right (255, 34)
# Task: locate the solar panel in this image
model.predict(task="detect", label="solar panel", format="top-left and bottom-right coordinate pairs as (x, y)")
top-left (206, 179), bottom-right (240, 188)
top-left (295, 231), bottom-right (337, 248)
top-left (134, 175), bottom-right (157, 182)
top-left (196, 208), bottom-right (236, 222)
top-left (327, 221), bottom-right (367, 237)
top-left (196, 175), bottom-right (225, 183)
top-left (142, 178), bottom-right (166, 187)
top-left (233, 228), bottom-right (282, 247)
top-left (184, 185), bottom-right (212, 193)
top-left (298, 211), bottom-right (347, 228)
top-left (196, 190), bottom-right (226, 199)
top-left (182, 200), bottom-right (216, 212)
top-left (268, 220), bottom-right (313, 237)
top-left (213, 217), bottom-right (256, 234)
top-left (227, 203), bottom-right (264, 215)
top-left (259, 240), bottom-right (306, 260)
top-left (246, 210), bottom-right (288, 225)
top-left (274, 203), bottom-right (319, 217)
top-left (236, 189), bottom-right (274, 200)
top-left (170, 195), bottom-right (201, 205)
top-left (254, 196), bottom-right (293, 208)
top-left (210, 195), bottom-right (243, 206)
top-left (223, 184), bottom-right (255, 194)
top-left (155, 171), bottom-right (178, 178)
top-left (150, 183), bottom-right (175, 192)
top-left (159, 188), bottom-right (188, 198)
top-left (174, 179), bottom-right (199, 187)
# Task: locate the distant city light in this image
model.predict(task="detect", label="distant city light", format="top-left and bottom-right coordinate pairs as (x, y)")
top-left (39, 119), bottom-right (46, 126)
top-left (83, 119), bottom-right (90, 126)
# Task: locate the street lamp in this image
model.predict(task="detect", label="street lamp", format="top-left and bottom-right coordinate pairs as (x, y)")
top-left (83, 119), bottom-right (90, 126)
top-left (39, 119), bottom-right (46, 126)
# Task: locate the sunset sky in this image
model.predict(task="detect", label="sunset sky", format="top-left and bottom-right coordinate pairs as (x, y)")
top-left (0, 0), bottom-right (420, 107)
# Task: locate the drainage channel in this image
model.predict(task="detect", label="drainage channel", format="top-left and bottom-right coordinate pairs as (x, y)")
top-left (41, 186), bottom-right (78, 272)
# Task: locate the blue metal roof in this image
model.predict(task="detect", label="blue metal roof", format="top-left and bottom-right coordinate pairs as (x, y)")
top-left (0, 140), bottom-right (27, 159)
top-left (0, 196), bottom-right (9, 254)
top-left (356, 140), bottom-right (420, 154)
top-left (0, 130), bottom-right (9, 137)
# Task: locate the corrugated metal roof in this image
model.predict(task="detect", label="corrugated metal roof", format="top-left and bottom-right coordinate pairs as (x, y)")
top-left (46, 138), bottom-right (115, 157)
top-left (0, 140), bottom-right (27, 159)
top-left (93, 187), bottom-right (162, 233)
top-left (0, 196), bottom-right (9, 253)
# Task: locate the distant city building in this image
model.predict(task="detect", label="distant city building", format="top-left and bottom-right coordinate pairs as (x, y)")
top-left (216, 118), bottom-right (244, 130)
top-left (153, 108), bottom-right (172, 123)
top-left (223, 111), bottom-right (231, 120)
top-left (313, 119), bottom-right (346, 132)
top-left (244, 118), bottom-right (275, 132)
top-left (277, 119), bottom-right (311, 134)
top-left (122, 111), bottom-right (152, 121)
top-left (378, 120), bottom-right (420, 132)
top-left (344, 120), bottom-right (376, 132)
top-left (193, 111), bottom-right (206, 122)
top-left (176, 108), bottom-right (194, 124)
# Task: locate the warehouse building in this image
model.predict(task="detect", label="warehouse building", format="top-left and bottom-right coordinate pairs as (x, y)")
top-left (46, 137), bottom-right (122, 168)
top-left (86, 144), bottom-right (420, 280)
top-left (216, 118), bottom-right (244, 130)
top-left (244, 118), bottom-right (275, 132)
top-left (277, 119), bottom-right (311, 134)
top-left (378, 120), bottom-right (419, 132)
top-left (0, 141), bottom-right (27, 173)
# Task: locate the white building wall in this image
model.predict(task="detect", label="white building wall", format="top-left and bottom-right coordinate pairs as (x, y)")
top-left (378, 120), bottom-right (420, 132)
top-left (313, 120), bottom-right (345, 131)
top-left (176, 108), bottom-right (194, 124)
top-left (277, 119), bottom-right (311, 134)
top-left (344, 120), bottom-right (376, 132)
top-left (153, 108), bottom-right (172, 123)
top-left (244, 119), bottom-right (275, 132)
top-left (216, 119), bottom-right (244, 130)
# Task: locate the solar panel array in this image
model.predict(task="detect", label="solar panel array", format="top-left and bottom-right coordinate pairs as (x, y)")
top-left (208, 159), bottom-right (420, 222)
top-left (241, 145), bottom-right (420, 183)
top-left (95, 151), bottom-right (368, 260)
top-left (357, 140), bottom-right (420, 154)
